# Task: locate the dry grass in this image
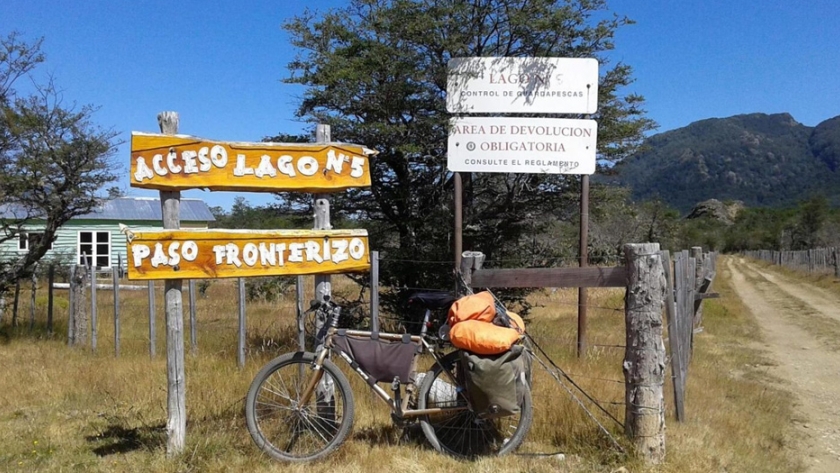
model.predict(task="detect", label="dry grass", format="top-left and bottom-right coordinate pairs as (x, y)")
top-left (0, 266), bottom-right (803, 472)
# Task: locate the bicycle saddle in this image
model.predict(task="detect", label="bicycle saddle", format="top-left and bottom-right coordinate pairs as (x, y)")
top-left (407, 291), bottom-right (458, 311)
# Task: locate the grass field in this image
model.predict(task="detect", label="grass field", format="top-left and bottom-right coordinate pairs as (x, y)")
top-left (0, 259), bottom-right (804, 472)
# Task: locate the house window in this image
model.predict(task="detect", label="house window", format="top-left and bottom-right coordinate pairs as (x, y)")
top-left (18, 232), bottom-right (52, 252)
top-left (78, 231), bottom-right (111, 268)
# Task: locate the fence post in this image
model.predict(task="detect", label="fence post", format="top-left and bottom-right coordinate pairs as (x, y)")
top-left (189, 279), bottom-right (197, 355)
top-left (660, 250), bottom-right (683, 422)
top-left (296, 275), bottom-right (305, 352)
top-left (690, 247), bottom-right (704, 330)
top-left (371, 251), bottom-right (380, 333)
top-left (29, 265), bottom-right (37, 332)
top-left (113, 266), bottom-right (120, 358)
top-left (89, 263), bottom-right (97, 351)
top-left (834, 248), bottom-right (840, 279)
top-left (47, 265), bottom-right (54, 335)
top-left (238, 277), bottom-right (246, 369)
top-left (458, 251), bottom-right (485, 295)
top-left (68, 265), bottom-right (76, 345)
top-left (12, 280), bottom-right (20, 327)
top-left (623, 243), bottom-right (666, 464)
top-left (148, 281), bottom-right (156, 359)
top-left (69, 264), bottom-right (87, 345)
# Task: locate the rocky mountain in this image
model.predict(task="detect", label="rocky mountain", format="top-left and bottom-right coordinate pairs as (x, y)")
top-left (603, 113), bottom-right (840, 212)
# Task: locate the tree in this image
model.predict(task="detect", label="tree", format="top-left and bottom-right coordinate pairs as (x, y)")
top-left (281, 1), bottom-right (655, 295)
top-left (791, 195), bottom-right (829, 250)
top-left (0, 32), bottom-right (119, 294)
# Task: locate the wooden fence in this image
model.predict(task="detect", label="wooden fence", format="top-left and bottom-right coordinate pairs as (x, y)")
top-left (461, 244), bottom-right (678, 463)
top-left (742, 247), bottom-right (840, 277)
top-left (661, 247), bottom-right (717, 423)
top-left (2, 245), bottom-right (718, 463)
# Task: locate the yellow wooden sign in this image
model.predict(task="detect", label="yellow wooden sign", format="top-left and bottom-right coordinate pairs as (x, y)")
top-left (130, 132), bottom-right (375, 192)
top-left (123, 228), bottom-right (370, 280)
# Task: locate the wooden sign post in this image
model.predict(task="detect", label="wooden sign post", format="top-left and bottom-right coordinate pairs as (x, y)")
top-left (156, 111), bottom-right (187, 456)
top-left (127, 115), bottom-right (375, 455)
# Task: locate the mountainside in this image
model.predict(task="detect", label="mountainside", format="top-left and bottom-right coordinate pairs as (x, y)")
top-left (604, 113), bottom-right (840, 212)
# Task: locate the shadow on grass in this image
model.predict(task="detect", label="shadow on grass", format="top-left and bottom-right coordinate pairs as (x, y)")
top-left (86, 423), bottom-right (166, 456)
top-left (353, 423), bottom-right (428, 448)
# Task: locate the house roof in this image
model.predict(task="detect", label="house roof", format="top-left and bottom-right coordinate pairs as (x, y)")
top-left (1, 197), bottom-right (216, 222)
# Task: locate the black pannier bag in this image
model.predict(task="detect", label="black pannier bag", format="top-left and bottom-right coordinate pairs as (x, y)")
top-left (459, 344), bottom-right (532, 419)
top-left (332, 330), bottom-right (419, 383)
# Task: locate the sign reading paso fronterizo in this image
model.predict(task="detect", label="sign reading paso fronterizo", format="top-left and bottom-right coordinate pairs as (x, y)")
top-left (130, 132), bottom-right (376, 192)
top-left (124, 228), bottom-right (370, 280)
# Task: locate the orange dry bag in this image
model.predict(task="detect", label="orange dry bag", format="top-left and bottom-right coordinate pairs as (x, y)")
top-left (449, 320), bottom-right (522, 355)
top-left (447, 291), bottom-right (496, 325)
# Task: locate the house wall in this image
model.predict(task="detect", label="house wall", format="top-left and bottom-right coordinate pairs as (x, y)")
top-left (0, 220), bottom-right (209, 268)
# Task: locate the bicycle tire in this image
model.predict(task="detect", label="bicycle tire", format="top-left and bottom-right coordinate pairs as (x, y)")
top-left (245, 351), bottom-right (355, 462)
top-left (417, 351), bottom-right (533, 458)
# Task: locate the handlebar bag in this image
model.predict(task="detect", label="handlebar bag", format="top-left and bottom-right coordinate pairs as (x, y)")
top-left (333, 331), bottom-right (419, 384)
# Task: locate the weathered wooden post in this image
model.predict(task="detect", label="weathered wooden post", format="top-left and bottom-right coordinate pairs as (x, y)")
top-left (29, 265), bottom-right (37, 331)
top-left (89, 262), bottom-right (97, 351)
top-left (189, 279), bottom-right (197, 355)
top-left (296, 275), bottom-right (305, 352)
top-left (47, 264), bottom-right (54, 335)
top-left (660, 250), bottom-right (684, 422)
top-left (370, 251), bottom-right (380, 333)
top-left (623, 243), bottom-right (666, 463)
top-left (313, 123), bottom-right (333, 324)
top-left (12, 280), bottom-right (20, 327)
top-left (834, 248), bottom-right (840, 279)
top-left (238, 278), bottom-right (246, 368)
top-left (158, 111), bottom-right (187, 455)
top-left (690, 246), bottom-right (705, 330)
top-left (69, 264), bottom-right (87, 345)
top-left (68, 265), bottom-right (76, 344)
top-left (148, 281), bottom-right (156, 359)
top-left (113, 265), bottom-right (120, 358)
top-left (312, 124), bottom-right (334, 421)
top-left (458, 251), bottom-right (485, 294)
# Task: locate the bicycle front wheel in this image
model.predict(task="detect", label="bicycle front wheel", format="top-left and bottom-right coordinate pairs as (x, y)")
top-left (245, 351), bottom-right (355, 462)
top-left (418, 351), bottom-right (532, 458)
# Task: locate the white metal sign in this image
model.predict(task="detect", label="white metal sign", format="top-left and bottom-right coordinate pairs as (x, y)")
top-left (447, 57), bottom-right (599, 114)
top-left (447, 117), bottom-right (597, 174)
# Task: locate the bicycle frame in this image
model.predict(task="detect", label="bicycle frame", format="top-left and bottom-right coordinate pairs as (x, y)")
top-left (297, 321), bottom-right (468, 420)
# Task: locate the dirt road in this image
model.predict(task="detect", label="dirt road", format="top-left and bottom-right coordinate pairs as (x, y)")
top-left (727, 257), bottom-right (840, 472)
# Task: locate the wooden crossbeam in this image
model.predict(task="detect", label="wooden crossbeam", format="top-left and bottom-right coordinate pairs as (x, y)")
top-left (471, 266), bottom-right (627, 288)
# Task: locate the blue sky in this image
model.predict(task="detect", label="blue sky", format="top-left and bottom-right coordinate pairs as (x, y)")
top-left (3, 0), bottom-right (839, 211)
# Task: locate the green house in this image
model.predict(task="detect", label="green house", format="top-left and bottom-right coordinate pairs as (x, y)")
top-left (0, 197), bottom-right (215, 268)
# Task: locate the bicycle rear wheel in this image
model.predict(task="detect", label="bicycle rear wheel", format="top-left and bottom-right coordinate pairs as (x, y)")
top-left (245, 351), bottom-right (355, 462)
top-left (417, 351), bottom-right (532, 458)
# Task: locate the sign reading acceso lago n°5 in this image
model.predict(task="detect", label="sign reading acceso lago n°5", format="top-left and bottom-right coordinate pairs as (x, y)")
top-left (125, 228), bottom-right (370, 280)
top-left (446, 57), bottom-right (599, 114)
top-left (130, 132), bottom-right (375, 192)
top-left (448, 117), bottom-right (597, 174)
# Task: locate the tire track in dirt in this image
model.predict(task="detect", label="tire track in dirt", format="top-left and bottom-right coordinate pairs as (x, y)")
top-left (727, 257), bottom-right (840, 472)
